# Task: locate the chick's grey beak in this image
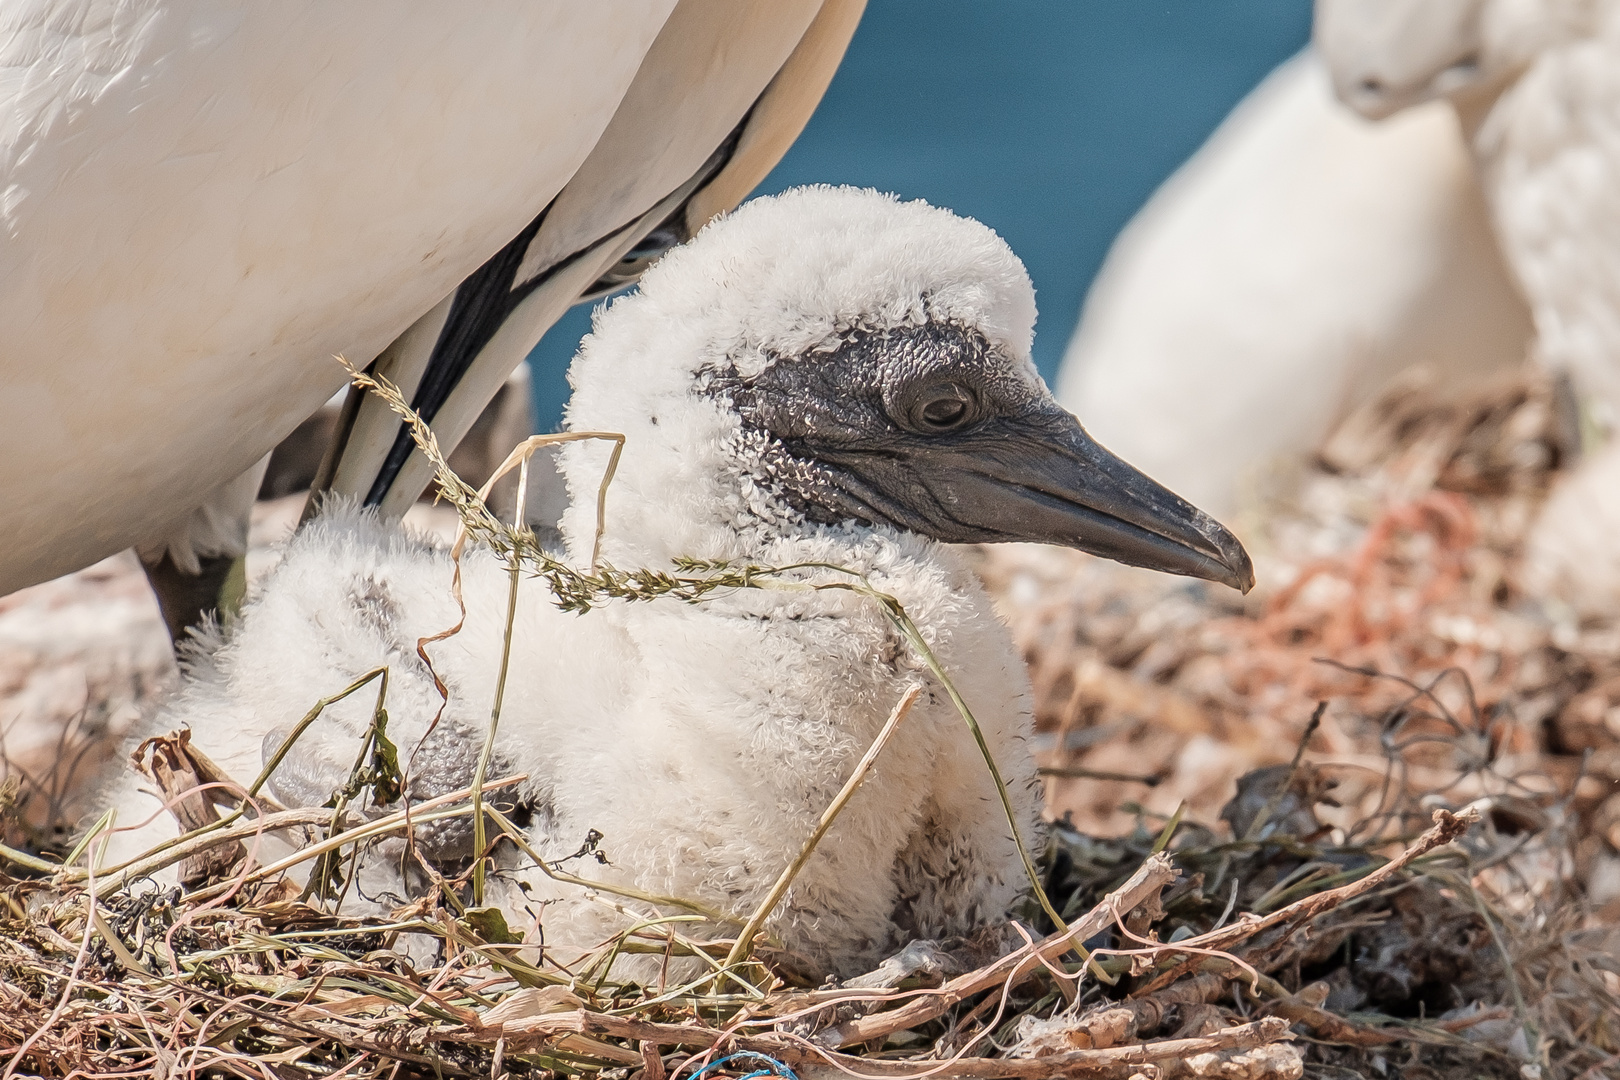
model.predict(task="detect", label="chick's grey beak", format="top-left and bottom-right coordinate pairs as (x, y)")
top-left (833, 409), bottom-right (1255, 593)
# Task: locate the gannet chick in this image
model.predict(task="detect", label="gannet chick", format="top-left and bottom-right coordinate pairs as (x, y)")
top-left (102, 186), bottom-right (1252, 977)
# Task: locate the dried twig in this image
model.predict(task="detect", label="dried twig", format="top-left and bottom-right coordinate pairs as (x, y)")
top-left (473, 1009), bottom-right (1291, 1079)
top-left (820, 854), bottom-right (1179, 1050)
top-left (80, 775), bottom-right (525, 899)
top-left (1132, 807), bottom-right (1477, 996)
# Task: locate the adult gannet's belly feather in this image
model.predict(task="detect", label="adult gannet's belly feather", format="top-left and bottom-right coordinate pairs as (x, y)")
top-left (0, 1), bottom-right (676, 593)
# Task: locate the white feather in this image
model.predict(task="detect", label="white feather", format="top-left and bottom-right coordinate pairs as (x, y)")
top-left (1318, 0), bottom-right (1620, 611)
top-left (133, 454), bottom-right (270, 574)
top-left (0, 1), bottom-right (678, 593)
top-left (1057, 50), bottom-right (1529, 519)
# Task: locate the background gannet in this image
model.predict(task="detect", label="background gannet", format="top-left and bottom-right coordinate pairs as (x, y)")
top-left (0, 0), bottom-right (862, 636)
top-left (99, 187), bottom-right (1251, 977)
top-left (1315, 0), bottom-right (1620, 611)
top-left (1056, 48), bottom-right (1531, 520)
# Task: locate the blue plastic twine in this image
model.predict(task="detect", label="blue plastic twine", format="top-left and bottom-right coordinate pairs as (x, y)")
top-left (688, 1051), bottom-right (800, 1080)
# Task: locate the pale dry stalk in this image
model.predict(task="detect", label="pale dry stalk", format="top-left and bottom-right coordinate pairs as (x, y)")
top-left (821, 853), bottom-right (1180, 1049)
top-left (472, 1009), bottom-right (1291, 1079)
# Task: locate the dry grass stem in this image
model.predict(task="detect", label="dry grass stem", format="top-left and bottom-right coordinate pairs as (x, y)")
top-left (724, 683), bottom-right (924, 972)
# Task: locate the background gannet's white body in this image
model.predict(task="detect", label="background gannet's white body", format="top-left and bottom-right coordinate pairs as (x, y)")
top-left (0, 1), bottom-right (862, 613)
top-left (102, 188), bottom-right (1050, 977)
top-left (1316, 0), bottom-right (1620, 611)
top-left (1056, 50), bottom-right (1531, 520)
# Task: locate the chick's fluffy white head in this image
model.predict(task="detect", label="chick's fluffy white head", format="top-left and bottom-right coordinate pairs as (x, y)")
top-left (559, 186), bottom-right (1037, 566)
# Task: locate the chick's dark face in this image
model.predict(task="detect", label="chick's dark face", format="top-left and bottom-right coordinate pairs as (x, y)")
top-left (721, 321), bottom-right (1254, 592)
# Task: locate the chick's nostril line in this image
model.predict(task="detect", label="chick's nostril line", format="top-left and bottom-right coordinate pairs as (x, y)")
top-left (1360, 76), bottom-right (1385, 94)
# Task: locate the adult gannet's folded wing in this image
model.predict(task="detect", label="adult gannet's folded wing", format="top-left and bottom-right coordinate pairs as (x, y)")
top-left (319, 0), bottom-right (866, 519)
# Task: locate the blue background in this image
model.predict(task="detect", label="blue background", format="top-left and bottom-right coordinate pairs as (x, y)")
top-left (528, 1), bottom-right (1314, 429)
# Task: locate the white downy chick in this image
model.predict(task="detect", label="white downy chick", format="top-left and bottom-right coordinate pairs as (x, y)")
top-left (99, 187), bottom-right (1252, 978)
top-left (1317, 0), bottom-right (1620, 613)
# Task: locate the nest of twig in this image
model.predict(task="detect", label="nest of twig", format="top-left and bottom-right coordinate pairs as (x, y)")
top-left (0, 777), bottom-right (1510, 1079)
top-left (2, 366), bottom-right (1617, 1078)
top-left (7, 754), bottom-right (1607, 1079)
top-left (978, 366), bottom-right (1620, 1076)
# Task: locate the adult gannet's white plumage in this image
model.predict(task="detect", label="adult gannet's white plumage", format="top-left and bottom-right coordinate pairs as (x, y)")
top-left (317, 0), bottom-right (865, 521)
top-left (100, 188), bottom-right (1253, 977)
top-left (1056, 49), bottom-right (1531, 520)
top-left (0, 1), bottom-right (863, 634)
top-left (1316, 0), bottom-right (1620, 611)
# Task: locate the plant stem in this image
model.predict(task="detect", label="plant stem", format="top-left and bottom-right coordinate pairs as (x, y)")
top-left (472, 552), bottom-right (523, 907)
top-left (722, 684), bottom-right (922, 974)
top-left (875, 596), bottom-right (1070, 936)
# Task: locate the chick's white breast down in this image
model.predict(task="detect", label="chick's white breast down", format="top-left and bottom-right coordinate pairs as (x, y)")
top-left (106, 514), bottom-right (1040, 976)
top-left (0, 0), bottom-right (675, 592)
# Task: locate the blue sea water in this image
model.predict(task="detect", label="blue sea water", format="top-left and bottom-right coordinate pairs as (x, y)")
top-left (528, 1), bottom-right (1312, 429)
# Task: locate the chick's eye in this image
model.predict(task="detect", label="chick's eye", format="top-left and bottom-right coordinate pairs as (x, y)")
top-left (909, 383), bottom-right (978, 432)
top-left (922, 396), bottom-right (968, 427)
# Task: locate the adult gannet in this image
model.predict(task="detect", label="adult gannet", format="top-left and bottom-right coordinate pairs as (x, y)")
top-left (100, 187), bottom-right (1253, 977)
top-left (0, 0), bottom-right (863, 634)
top-left (1315, 0), bottom-right (1620, 611)
top-left (1056, 48), bottom-right (1531, 520)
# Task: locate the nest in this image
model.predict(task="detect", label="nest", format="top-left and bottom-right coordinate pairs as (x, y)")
top-left (0, 763), bottom-right (1596, 1079)
top-left (979, 367), bottom-right (1620, 1075)
top-left (2, 367), bottom-right (1617, 1078)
